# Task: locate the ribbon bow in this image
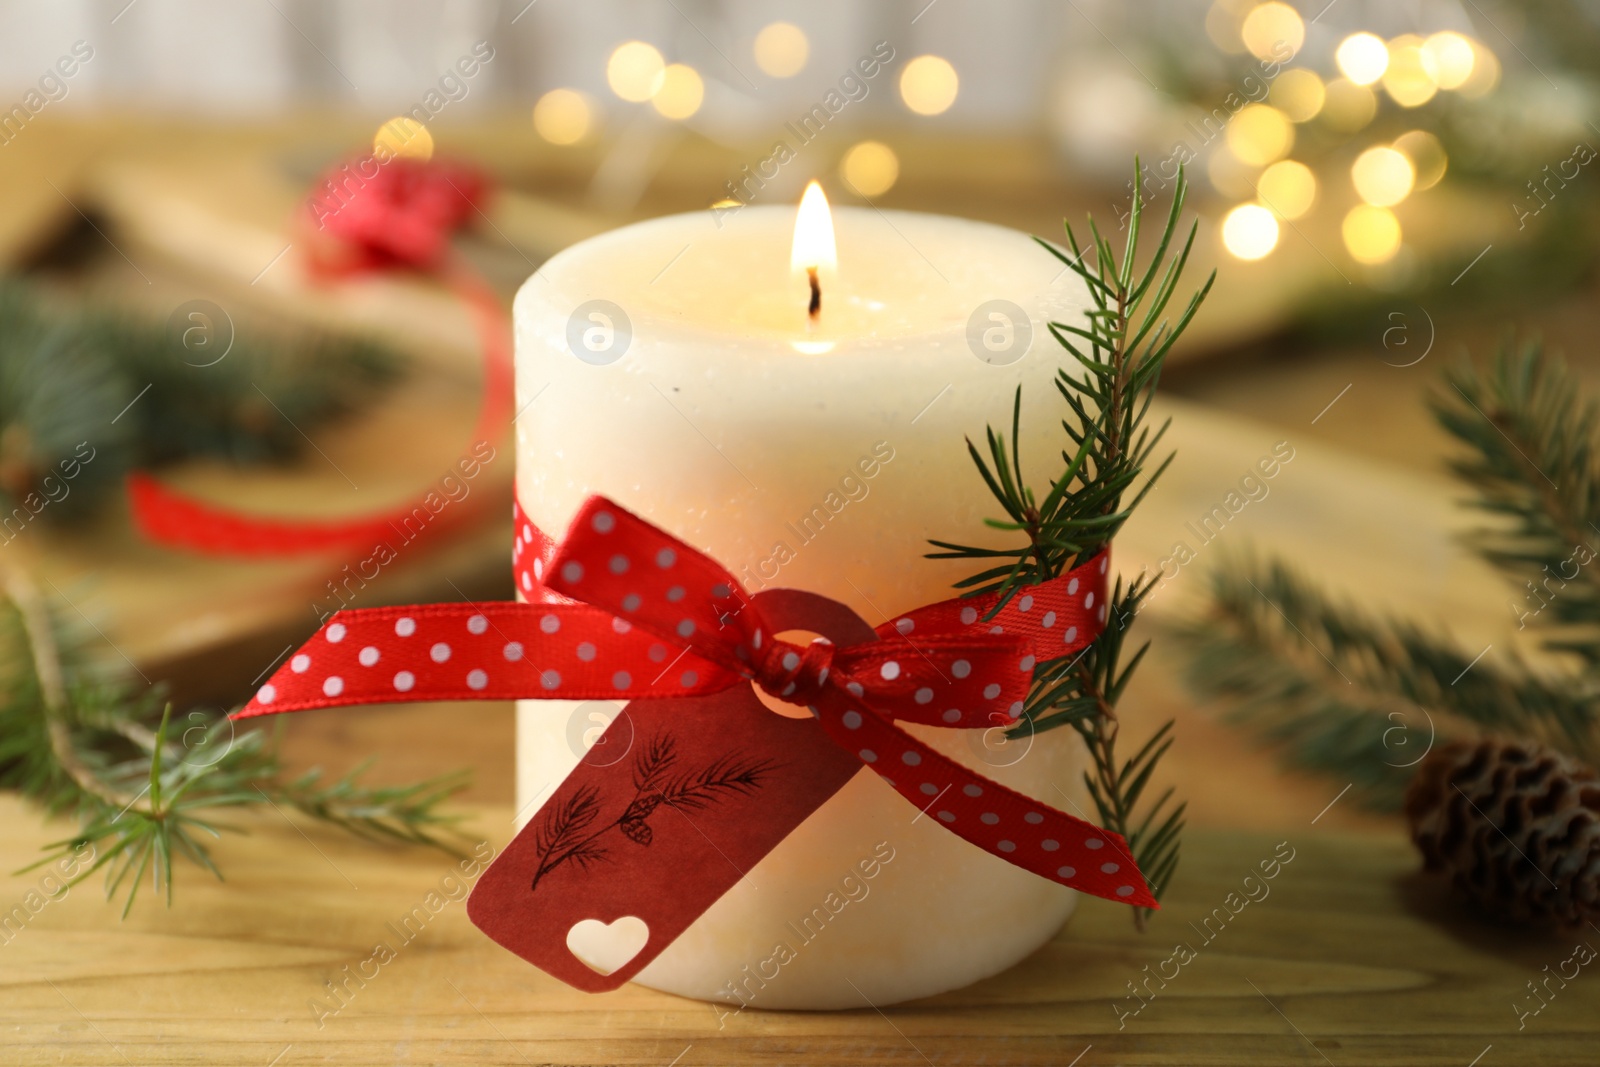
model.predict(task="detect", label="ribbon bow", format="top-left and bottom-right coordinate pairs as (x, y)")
top-left (307, 156), bottom-right (488, 274)
top-left (237, 495), bottom-right (1154, 908)
top-left (127, 156), bottom-right (510, 557)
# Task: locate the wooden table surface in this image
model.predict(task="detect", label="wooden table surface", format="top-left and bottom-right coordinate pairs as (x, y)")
top-left (3, 792), bottom-right (1592, 1067)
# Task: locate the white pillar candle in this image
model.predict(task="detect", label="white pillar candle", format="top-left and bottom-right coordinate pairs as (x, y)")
top-left (513, 192), bottom-right (1090, 1009)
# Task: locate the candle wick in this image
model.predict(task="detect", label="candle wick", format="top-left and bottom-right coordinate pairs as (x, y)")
top-left (807, 266), bottom-right (821, 319)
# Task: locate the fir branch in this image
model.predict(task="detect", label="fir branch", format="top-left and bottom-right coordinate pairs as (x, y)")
top-left (932, 162), bottom-right (1212, 927)
top-left (2, 565), bottom-right (467, 915)
top-left (1433, 341), bottom-right (1600, 669)
top-left (632, 733), bottom-right (677, 791)
top-left (0, 278), bottom-right (399, 521)
top-left (530, 784), bottom-right (604, 890)
top-left (263, 758), bottom-right (469, 848)
top-left (1177, 553), bottom-right (1598, 811)
top-left (656, 753), bottom-right (777, 814)
top-left (530, 736), bottom-right (775, 892)
top-left (1179, 340), bottom-right (1600, 811)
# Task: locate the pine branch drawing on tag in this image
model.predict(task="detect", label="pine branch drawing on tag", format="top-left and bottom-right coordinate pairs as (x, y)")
top-left (530, 733), bottom-right (778, 892)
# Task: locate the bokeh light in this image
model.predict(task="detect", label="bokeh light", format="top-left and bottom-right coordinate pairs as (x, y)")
top-left (1204, 0), bottom-right (1250, 54)
top-left (1226, 105), bottom-right (1294, 166)
top-left (1457, 41), bottom-right (1501, 98)
top-left (1424, 31), bottom-right (1476, 90)
top-left (1335, 33), bottom-right (1389, 86)
top-left (606, 40), bottom-right (666, 102)
top-left (1257, 160), bottom-right (1316, 219)
top-left (1382, 36), bottom-right (1439, 107)
top-left (1393, 130), bottom-right (1448, 190)
top-left (899, 55), bottom-right (959, 116)
top-left (532, 89), bottom-right (593, 145)
top-left (839, 141), bottom-right (900, 197)
top-left (1222, 203), bottom-right (1280, 260)
top-left (754, 22), bottom-right (809, 78)
top-left (651, 63), bottom-right (704, 119)
top-left (1240, 2), bottom-right (1304, 61)
top-left (374, 117), bottom-right (433, 161)
top-left (1342, 204), bottom-right (1402, 264)
top-left (1270, 69), bottom-right (1325, 122)
top-left (1352, 146), bottom-right (1415, 206)
top-left (1320, 78), bottom-right (1377, 132)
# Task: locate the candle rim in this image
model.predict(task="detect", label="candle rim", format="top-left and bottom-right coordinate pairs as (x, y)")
top-left (516, 205), bottom-right (1089, 352)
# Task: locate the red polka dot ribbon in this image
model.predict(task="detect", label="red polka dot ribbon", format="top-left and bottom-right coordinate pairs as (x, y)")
top-left (235, 495), bottom-right (1154, 909)
top-left (126, 157), bottom-right (511, 557)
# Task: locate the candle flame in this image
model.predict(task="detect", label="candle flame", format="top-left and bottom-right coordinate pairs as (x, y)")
top-left (790, 180), bottom-right (837, 272)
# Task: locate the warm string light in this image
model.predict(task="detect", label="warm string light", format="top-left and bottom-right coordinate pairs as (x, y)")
top-left (1210, 5), bottom-right (1490, 266)
top-left (600, 41), bottom-right (703, 121)
top-left (754, 22), bottom-right (809, 78)
top-left (1221, 203), bottom-right (1280, 260)
top-left (606, 41), bottom-right (666, 102)
top-left (1351, 146), bottom-right (1415, 207)
top-left (1226, 104), bottom-right (1294, 165)
top-left (1394, 130), bottom-right (1448, 190)
top-left (840, 141), bottom-right (899, 197)
top-left (374, 117), bottom-right (433, 161)
top-left (900, 55), bottom-right (959, 116)
top-left (1257, 160), bottom-right (1316, 219)
top-left (1240, 2), bottom-right (1304, 60)
top-left (578, 13), bottom-right (1491, 273)
top-left (1382, 35), bottom-right (1439, 108)
top-left (1336, 32), bottom-right (1389, 85)
top-left (1424, 32), bottom-right (1476, 89)
top-left (1343, 205), bottom-right (1401, 264)
top-left (533, 89), bottom-right (593, 145)
top-left (1270, 69), bottom-right (1325, 122)
top-left (652, 64), bottom-right (704, 119)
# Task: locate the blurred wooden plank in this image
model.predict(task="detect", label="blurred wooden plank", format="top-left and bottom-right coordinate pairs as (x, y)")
top-left (81, 154), bottom-right (486, 376)
top-left (62, 124), bottom-right (1315, 365)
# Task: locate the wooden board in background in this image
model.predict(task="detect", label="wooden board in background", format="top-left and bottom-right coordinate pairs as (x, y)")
top-left (68, 121), bottom-right (1330, 364)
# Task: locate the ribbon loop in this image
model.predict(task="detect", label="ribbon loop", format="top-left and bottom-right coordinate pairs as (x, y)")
top-left (545, 496), bottom-right (760, 677)
top-left (752, 635), bottom-right (835, 705)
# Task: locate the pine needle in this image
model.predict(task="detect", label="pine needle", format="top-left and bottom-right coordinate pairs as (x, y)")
top-left (932, 162), bottom-right (1212, 927)
top-left (1179, 342), bottom-right (1600, 810)
top-left (1, 567), bottom-right (468, 916)
top-left (0, 277), bottom-right (398, 522)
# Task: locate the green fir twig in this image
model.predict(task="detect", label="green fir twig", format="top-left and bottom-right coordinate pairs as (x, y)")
top-left (1434, 340), bottom-right (1600, 669)
top-left (1180, 342), bottom-right (1600, 811)
top-left (1, 566), bottom-right (467, 916)
top-left (931, 162), bottom-right (1213, 928)
top-left (0, 278), bottom-right (397, 521)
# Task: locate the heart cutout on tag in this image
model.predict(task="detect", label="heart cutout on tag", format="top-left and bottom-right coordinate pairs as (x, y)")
top-left (566, 916), bottom-right (650, 976)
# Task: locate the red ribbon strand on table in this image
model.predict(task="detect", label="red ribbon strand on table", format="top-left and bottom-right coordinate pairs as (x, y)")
top-left (126, 157), bottom-right (512, 557)
top-left (236, 495), bottom-right (1155, 908)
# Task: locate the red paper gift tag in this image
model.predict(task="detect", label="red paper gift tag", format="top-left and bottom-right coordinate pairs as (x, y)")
top-left (467, 589), bottom-right (872, 991)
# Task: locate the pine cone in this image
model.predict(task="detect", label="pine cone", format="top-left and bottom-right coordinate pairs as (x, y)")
top-left (622, 793), bottom-right (663, 823)
top-left (620, 818), bottom-right (653, 846)
top-left (1404, 738), bottom-right (1600, 925)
